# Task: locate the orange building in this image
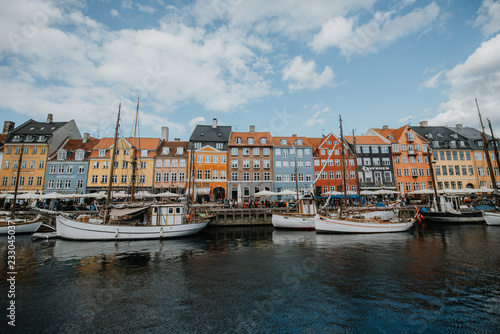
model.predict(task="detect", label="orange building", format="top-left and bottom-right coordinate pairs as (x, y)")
top-left (368, 125), bottom-right (431, 195)
top-left (86, 137), bottom-right (161, 194)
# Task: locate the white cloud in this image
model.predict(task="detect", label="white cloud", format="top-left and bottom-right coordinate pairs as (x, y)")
top-left (110, 9), bottom-right (119, 18)
top-left (310, 2), bottom-right (440, 57)
top-left (475, 0), bottom-right (500, 36)
top-left (304, 104), bottom-right (330, 127)
top-left (137, 4), bottom-right (155, 14)
top-left (282, 56), bottom-right (334, 91)
top-left (419, 69), bottom-right (445, 89)
top-left (428, 34), bottom-right (500, 131)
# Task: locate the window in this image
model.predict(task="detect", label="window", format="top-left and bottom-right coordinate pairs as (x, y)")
top-left (263, 148), bottom-right (270, 156)
top-left (276, 174), bottom-right (282, 182)
top-left (232, 148), bottom-right (238, 156)
top-left (55, 180), bottom-right (63, 189)
top-left (263, 160), bottom-right (270, 168)
top-left (280, 139), bottom-right (287, 145)
top-left (234, 137), bottom-right (242, 144)
top-left (243, 160), bottom-right (250, 168)
top-left (282, 149), bottom-right (288, 158)
top-left (121, 175), bottom-right (128, 183)
top-left (204, 170), bottom-right (211, 179)
top-left (179, 173), bottom-right (185, 182)
top-left (164, 159), bottom-right (170, 167)
top-left (58, 165), bottom-right (65, 174)
top-left (91, 175), bottom-right (98, 183)
top-left (216, 143), bottom-right (223, 150)
top-left (212, 170), bottom-right (218, 180)
top-left (211, 156), bottom-right (218, 164)
top-left (253, 148), bottom-right (260, 156)
top-left (382, 158), bottom-right (391, 166)
top-left (205, 155), bottom-right (211, 163)
top-left (139, 175), bottom-right (146, 183)
top-left (156, 159), bottom-right (162, 168)
top-left (76, 180), bottom-right (83, 189)
top-left (66, 165), bottom-right (73, 174)
top-left (102, 161), bottom-right (109, 169)
top-left (231, 160), bottom-right (238, 168)
top-left (101, 175), bottom-right (108, 183)
top-left (264, 172), bottom-right (270, 181)
top-left (254, 160), bottom-right (260, 168)
top-left (194, 142), bottom-right (202, 149)
top-left (248, 138), bottom-right (254, 144)
top-left (243, 148), bottom-right (250, 156)
top-left (28, 177), bottom-right (33, 186)
top-left (40, 146), bottom-right (46, 154)
top-left (64, 180), bottom-right (71, 189)
top-left (57, 151), bottom-right (66, 160)
top-left (155, 173), bottom-right (162, 182)
top-left (253, 172), bottom-right (260, 181)
top-left (162, 147), bottom-right (170, 155)
top-left (162, 173), bottom-right (169, 182)
top-left (93, 161), bottom-right (99, 169)
top-left (47, 179), bottom-right (54, 189)
top-left (98, 149), bottom-right (106, 157)
top-left (220, 170), bottom-right (226, 179)
top-left (197, 170), bottom-right (203, 179)
top-left (221, 156), bottom-right (226, 164)
top-left (231, 172), bottom-right (238, 181)
top-left (141, 161), bottom-right (147, 169)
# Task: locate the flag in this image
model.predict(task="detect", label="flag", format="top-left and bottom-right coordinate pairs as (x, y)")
top-left (414, 206), bottom-right (424, 224)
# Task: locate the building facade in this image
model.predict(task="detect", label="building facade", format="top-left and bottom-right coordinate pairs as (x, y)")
top-left (0, 114), bottom-right (81, 194)
top-left (188, 119), bottom-right (231, 202)
top-left (345, 134), bottom-right (395, 191)
top-left (154, 135), bottom-right (189, 195)
top-left (86, 137), bottom-right (161, 194)
top-left (228, 126), bottom-right (273, 202)
top-left (369, 125), bottom-right (430, 195)
top-left (44, 134), bottom-right (99, 194)
top-left (272, 135), bottom-right (314, 197)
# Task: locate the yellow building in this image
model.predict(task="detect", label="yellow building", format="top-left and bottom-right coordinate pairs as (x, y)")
top-left (86, 137), bottom-right (160, 194)
top-left (0, 116), bottom-right (81, 194)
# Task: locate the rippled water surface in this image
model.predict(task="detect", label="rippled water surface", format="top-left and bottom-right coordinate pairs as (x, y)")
top-left (1, 225), bottom-right (500, 333)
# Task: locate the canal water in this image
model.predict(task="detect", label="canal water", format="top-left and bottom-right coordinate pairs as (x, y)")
top-left (1, 225), bottom-right (500, 333)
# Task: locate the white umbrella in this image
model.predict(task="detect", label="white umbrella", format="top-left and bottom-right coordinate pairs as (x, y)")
top-left (322, 190), bottom-right (343, 196)
top-left (277, 189), bottom-right (297, 196)
top-left (17, 193), bottom-right (40, 199)
top-left (360, 190), bottom-right (376, 195)
top-left (254, 190), bottom-right (278, 197)
top-left (40, 192), bottom-right (65, 199)
top-left (373, 189), bottom-right (400, 195)
top-left (409, 189), bottom-right (435, 195)
top-left (155, 191), bottom-right (181, 197)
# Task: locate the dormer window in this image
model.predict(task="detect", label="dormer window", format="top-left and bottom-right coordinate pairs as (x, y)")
top-left (295, 139), bottom-right (303, 145)
top-left (280, 139), bottom-right (287, 145)
top-left (194, 142), bottom-right (202, 149)
top-left (437, 133), bottom-right (443, 137)
top-left (247, 138), bottom-right (254, 144)
top-left (427, 133), bottom-right (433, 138)
top-left (75, 150), bottom-right (84, 161)
top-left (162, 147), bottom-right (170, 155)
top-left (176, 147), bottom-right (184, 155)
top-left (38, 135), bottom-right (47, 142)
top-left (12, 135), bottom-right (21, 142)
top-left (57, 151), bottom-right (66, 160)
top-left (235, 137), bottom-right (242, 144)
top-left (98, 149), bottom-right (106, 157)
top-left (477, 141), bottom-right (484, 147)
top-left (260, 137), bottom-right (267, 144)
top-left (141, 150), bottom-right (148, 157)
top-left (406, 132), bottom-right (414, 141)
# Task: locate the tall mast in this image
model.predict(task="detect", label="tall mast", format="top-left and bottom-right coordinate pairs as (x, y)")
top-left (104, 104), bottom-right (121, 224)
top-left (130, 97), bottom-right (139, 202)
top-left (186, 145), bottom-right (195, 213)
top-left (352, 130), bottom-right (361, 197)
top-left (488, 119), bottom-right (500, 188)
top-left (340, 115), bottom-right (348, 209)
top-left (293, 144), bottom-right (300, 213)
top-left (427, 148), bottom-right (439, 210)
top-left (11, 144), bottom-right (24, 217)
top-left (476, 99), bottom-right (497, 190)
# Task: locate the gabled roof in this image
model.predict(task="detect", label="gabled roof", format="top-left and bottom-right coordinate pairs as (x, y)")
top-left (89, 137), bottom-right (161, 159)
top-left (5, 119), bottom-right (70, 143)
top-left (344, 135), bottom-right (390, 145)
top-left (157, 140), bottom-right (189, 157)
top-left (229, 131), bottom-right (272, 146)
top-left (48, 137), bottom-right (100, 161)
top-left (272, 135), bottom-right (312, 147)
top-left (370, 125), bottom-right (408, 143)
top-left (411, 125), bottom-right (472, 149)
top-left (190, 124), bottom-right (232, 142)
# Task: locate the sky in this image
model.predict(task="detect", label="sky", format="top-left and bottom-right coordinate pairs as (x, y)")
top-left (1, 0), bottom-right (500, 141)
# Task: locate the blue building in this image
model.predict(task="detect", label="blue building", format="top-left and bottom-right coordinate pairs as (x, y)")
top-left (272, 135), bottom-right (314, 198)
top-left (44, 134), bottom-right (99, 195)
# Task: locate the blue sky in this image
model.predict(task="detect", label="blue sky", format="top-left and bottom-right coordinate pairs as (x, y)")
top-left (1, 0), bottom-right (499, 140)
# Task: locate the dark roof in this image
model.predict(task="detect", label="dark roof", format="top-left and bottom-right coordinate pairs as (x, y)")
top-left (189, 125), bottom-right (232, 142)
top-left (5, 119), bottom-right (69, 143)
top-left (411, 125), bottom-right (472, 150)
top-left (450, 126), bottom-right (495, 150)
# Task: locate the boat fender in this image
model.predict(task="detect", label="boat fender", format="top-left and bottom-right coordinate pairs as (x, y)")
top-left (115, 229), bottom-right (119, 238)
top-left (160, 227), bottom-right (163, 237)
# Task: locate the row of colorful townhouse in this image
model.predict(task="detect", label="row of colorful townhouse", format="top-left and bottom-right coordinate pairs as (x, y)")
top-left (0, 115), bottom-right (499, 202)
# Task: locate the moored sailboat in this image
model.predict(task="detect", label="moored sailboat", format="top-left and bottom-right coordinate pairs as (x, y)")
top-left (314, 116), bottom-right (414, 234)
top-left (55, 103), bottom-right (210, 241)
top-left (483, 211), bottom-right (500, 226)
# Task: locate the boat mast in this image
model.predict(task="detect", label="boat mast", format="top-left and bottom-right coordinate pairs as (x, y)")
top-left (293, 144), bottom-right (300, 213)
top-left (352, 130), bottom-right (361, 197)
top-left (340, 115), bottom-right (348, 210)
top-left (487, 119), bottom-right (500, 188)
top-left (130, 97), bottom-right (139, 202)
top-left (186, 145), bottom-right (195, 213)
top-left (104, 104), bottom-right (121, 224)
top-left (427, 148), bottom-right (439, 210)
top-left (11, 144), bottom-right (24, 217)
top-left (476, 99), bottom-right (497, 190)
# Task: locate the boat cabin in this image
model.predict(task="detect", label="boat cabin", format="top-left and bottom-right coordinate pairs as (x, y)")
top-left (151, 204), bottom-right (185, 225)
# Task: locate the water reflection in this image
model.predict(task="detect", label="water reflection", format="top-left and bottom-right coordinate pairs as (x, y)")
top-left (0, 225), bottom-right (499, 333)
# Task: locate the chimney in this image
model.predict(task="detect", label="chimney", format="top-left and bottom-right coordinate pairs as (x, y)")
top-left (212, 118), bottom-right (217, 129)
top-left (382, 125), bottom-right (389, 130)
top-left (249, 125), bottom-right (255, 133)
top-left (2, 121), bottom-right (15, 135)
top-left (83, 133), bottom-right (90, 143)
top-left (46, 113), bottom-right (53, 123)
top-left (419, 121), bottom-right (428, 127)
top-left (456, 124), bottom-right (462, 129)
top-left (292, 134), bottom-right (297, 137)
top-left (161, 127), bottom-right (169, 141)
top-left (174, 138), bottom-right (180, 141)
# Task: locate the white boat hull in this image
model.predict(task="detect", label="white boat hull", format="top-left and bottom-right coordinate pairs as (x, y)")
top-left (272, 214), bottom-right (315, 229)
top-left (315, 214), bottom-right (414, 234)
top-left (0, 218), bottom-right (43, 235)
top-left (56, 215), bottom-right (209, 240)
top-left (483, 212), bottom-right (500, 226)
